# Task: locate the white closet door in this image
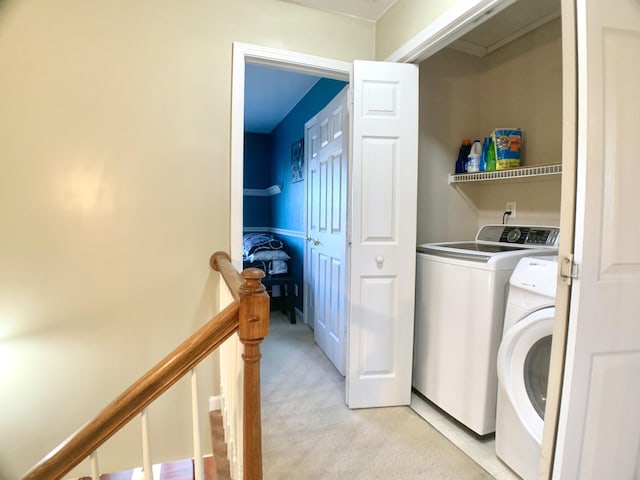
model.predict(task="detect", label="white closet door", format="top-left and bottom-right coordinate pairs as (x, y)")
top-left (553, 0), bottom-right (640, 477)
top-left (347, 60), bottom-right (418, 408)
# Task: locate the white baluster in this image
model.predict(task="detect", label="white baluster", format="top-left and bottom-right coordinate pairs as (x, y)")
top-left (191, 369), bottom-right (204, 480)
top-left (90, 451), bottom-right (100, 480)
top-left (141, 409), bottom-right (154, 480)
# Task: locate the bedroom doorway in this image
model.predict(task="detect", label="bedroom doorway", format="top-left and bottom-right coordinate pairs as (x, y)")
top-left (236, 46), bottom-right (351, 372)
top-left (241, 64), bottom-right (343, 327)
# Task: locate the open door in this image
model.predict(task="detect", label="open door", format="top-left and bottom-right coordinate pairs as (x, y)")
top-left (551, 0), bottom-right (640, 477)
top-left (347, 60), bottom-right (419, 408)
top-left (305, 87), bottom-right (349, 375)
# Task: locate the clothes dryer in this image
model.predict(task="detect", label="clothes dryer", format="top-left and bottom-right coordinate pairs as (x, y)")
top-left (495, 256), bottom-right (558, 480)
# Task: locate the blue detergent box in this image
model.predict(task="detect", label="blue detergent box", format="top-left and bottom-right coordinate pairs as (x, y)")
top-left (493, 128), bottom-right (523, 170)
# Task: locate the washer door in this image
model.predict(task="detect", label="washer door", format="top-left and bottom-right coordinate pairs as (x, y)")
top-left (497, 307), bottom-right (555, 443)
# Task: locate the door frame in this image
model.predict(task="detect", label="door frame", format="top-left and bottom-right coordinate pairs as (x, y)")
top-left (230, 42), bottom-right (351, 269)
top-left (538, 0), bottom-right (576, 476)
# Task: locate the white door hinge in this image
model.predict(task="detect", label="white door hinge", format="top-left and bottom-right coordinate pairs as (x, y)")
top-left (560, 254), bottom-right (579, 284)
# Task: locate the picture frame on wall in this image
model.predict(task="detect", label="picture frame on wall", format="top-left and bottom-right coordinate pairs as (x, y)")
top-left (290, 138), bottom-right (304, 183)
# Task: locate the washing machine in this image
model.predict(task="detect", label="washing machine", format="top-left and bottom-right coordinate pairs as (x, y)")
top-left (413, 225), bottom-right (559, 435)
top-left (495, 255), bottom-right (558, 479)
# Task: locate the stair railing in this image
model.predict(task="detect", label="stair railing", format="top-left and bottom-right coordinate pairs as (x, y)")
top-left (21, 251), bottom-right (269, 480)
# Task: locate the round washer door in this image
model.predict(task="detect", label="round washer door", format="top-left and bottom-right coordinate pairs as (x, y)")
top-left (497, 307), bottom-right (555, 443)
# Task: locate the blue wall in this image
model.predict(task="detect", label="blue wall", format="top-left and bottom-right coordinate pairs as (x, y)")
top-left (243, 133), bottom-right (272, 228)
top-left (270, 78), bottom-right (347, 232)
top-left (244, 78), bottom-right (348, 311)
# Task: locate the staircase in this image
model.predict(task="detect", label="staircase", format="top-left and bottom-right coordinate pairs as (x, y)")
top-left (22, 252), bottom-right (268, 480)
top-left (73, 411), bottom-right (230, 480)
top-left (75, 457), bottom-right (216, 480)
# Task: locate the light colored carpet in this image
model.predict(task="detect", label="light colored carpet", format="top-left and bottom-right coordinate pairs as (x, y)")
top-left (260, 313), bottom-right (494, 480)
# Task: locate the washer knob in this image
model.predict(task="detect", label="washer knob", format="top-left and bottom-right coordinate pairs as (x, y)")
top-left (506, 228), bottom-right (522, 243)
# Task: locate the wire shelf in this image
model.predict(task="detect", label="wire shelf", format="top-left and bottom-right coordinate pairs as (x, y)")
top-left (448, 163), bottom-right (562, 184)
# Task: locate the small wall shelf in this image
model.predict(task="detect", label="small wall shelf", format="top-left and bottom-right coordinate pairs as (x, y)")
top-left (448, 163), bottom-right (562, 184)
top-left (243, 185), bottom-right (282, 196)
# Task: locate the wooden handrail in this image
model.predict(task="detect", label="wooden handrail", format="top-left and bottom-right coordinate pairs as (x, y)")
top-left (211, 251), bottom-right (243, 300)
top-left (22, 252), bottom-right (270, 480)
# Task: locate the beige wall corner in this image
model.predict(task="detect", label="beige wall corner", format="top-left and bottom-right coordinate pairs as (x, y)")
top-left (376, 0), bottom-right (460, 60)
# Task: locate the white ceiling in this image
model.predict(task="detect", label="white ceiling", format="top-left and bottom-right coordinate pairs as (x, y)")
top-left (244, 64), bottom-right (322, 134)
top-left (279, 0), bottom-right (397, 21)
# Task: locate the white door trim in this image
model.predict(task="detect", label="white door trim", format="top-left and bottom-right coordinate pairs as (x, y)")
top-left (230, 43), bottom-right (351, 269)
top-left (538, 0), bottom-right (577, 476)
top-left (384, 0), bottom-right (518, 63)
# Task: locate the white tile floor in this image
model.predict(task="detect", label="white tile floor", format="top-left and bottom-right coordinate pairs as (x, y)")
top-left (410, 393), bottom-right (520, 480)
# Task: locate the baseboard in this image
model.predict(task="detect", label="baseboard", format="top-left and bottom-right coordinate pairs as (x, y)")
top-left (209, 395), bottom-right (222, 412)
top-left (295, 307), bottom-right (303, 324)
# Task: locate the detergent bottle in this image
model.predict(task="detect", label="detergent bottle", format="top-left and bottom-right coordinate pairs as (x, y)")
top-left (455, 139), bottom-right (472, 174)
top-left (466, 140), bottom-right (482, 173)
top-left (480, 137), bottom-right (492, 172)
top-left (486, 137), bottom-right (496, 171)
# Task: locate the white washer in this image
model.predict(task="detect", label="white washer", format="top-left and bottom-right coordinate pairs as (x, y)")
top-left (496, 256), bottom-right (558, 479)
top-left (413, 225), bottom-right (559, 435)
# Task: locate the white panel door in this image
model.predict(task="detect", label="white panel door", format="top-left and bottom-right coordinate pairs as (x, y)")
top-left (552, 0), bottom-right (640, 477)
top-left (305, 87), bottom-right (348, 375)
top-left (347, 60), bottom-right (418, 408)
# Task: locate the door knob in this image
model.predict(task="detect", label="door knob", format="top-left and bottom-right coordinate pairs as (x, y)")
top-left (312, 238), bottom-right (320, 246)
top-left (376, 256), bottom-right (384, 264)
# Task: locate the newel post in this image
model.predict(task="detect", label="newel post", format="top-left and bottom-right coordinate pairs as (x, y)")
top-left (238, 267), bottom-right (270, 480)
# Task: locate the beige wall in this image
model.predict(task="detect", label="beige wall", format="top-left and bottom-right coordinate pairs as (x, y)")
top-left (0, 0), bottom-right (374, 477)
top-left (417, 48), bottom-right (484, 243)
top-left (417, 18), bottom-right (562, 244)
top-left (376, 0), bottom-right (487, 60)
